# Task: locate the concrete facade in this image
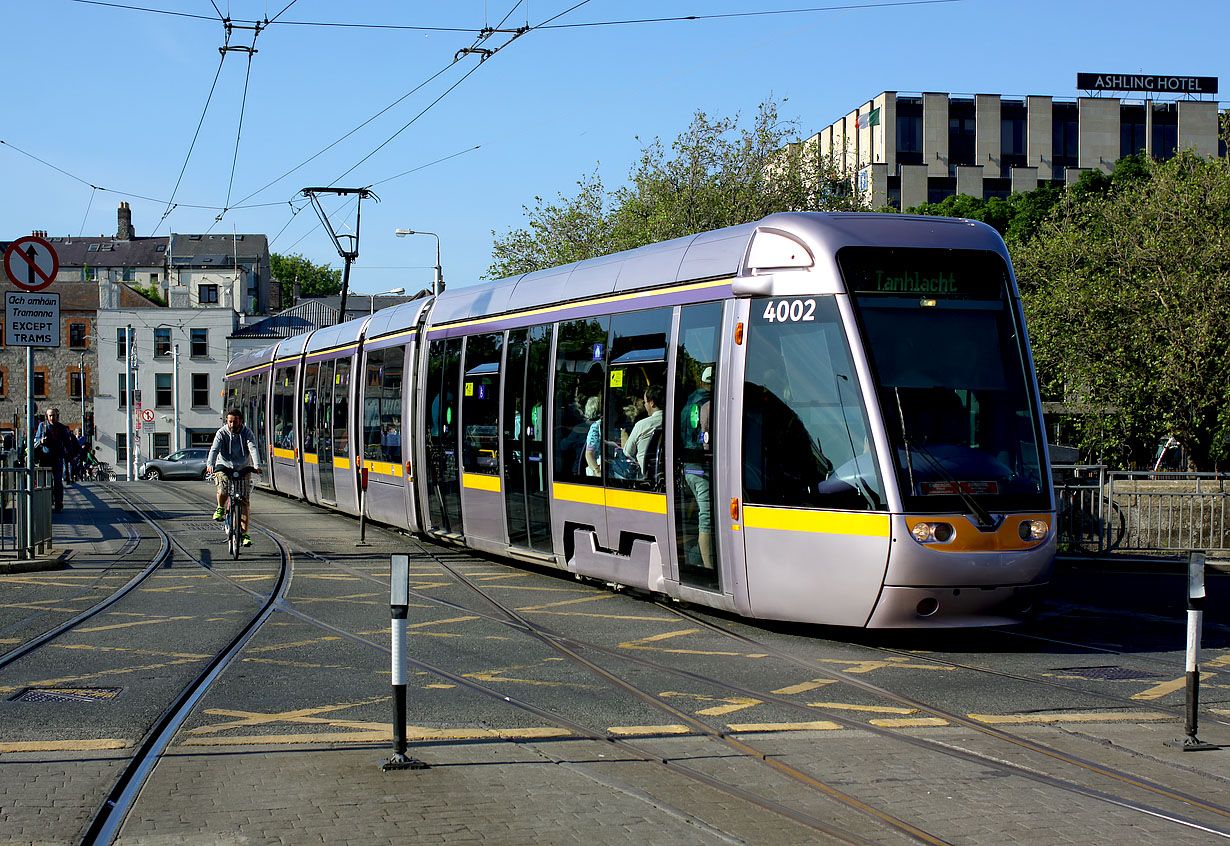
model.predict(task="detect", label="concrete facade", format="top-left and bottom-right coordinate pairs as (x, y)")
top-left (809, 89), bottom-right (1225, 208)
top-left (95, 308), bottom-right (237, 476)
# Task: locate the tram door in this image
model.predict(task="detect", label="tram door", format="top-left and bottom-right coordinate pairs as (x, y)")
top-left (502, 325), bottom-right (553, 553)
top-left (672, 303), bottom-right (723, 592)
top-left (315, 360), bottom-right (337, 504)
top-left (424, 337), bottom-right (463, 534)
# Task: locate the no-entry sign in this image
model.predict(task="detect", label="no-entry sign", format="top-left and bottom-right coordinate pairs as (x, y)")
top-left (3, 236), bottom-right (59, 292)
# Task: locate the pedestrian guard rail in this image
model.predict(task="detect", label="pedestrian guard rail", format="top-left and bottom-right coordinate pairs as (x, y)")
top-left (0, 468), bottom-right (55, 556)
top-left (1054, 465), bottom-right (1230, 554)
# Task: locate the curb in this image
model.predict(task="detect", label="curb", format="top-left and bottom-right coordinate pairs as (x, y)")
top-left (0, 550), bottom-right (73, 574)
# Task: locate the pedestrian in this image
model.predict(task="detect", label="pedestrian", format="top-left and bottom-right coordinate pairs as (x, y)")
top-left (34, 408), bottom-right (81, 512)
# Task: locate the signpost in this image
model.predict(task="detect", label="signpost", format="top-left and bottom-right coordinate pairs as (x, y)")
top-left (4, 235), bottom-right (60, 556)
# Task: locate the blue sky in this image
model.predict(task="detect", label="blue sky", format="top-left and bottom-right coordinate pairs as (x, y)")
top-left (2, 0), bottom-right (1226, 296)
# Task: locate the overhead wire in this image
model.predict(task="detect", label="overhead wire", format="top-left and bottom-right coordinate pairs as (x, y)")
top-left (155, 47), bottom-right (228, 235)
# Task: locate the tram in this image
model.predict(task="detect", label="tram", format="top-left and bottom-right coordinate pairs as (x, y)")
top-left (225, 212), bottom-right (1056, 628)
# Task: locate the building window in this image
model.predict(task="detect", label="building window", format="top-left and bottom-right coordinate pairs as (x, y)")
top-left (192, 373), bottom-right (209, 407)
top-left (118, 374), bottom-right (128, 408)
top-left (33, 370), bottom-right (47, 398)
top-left (0, 368), bottom-right (7, 397)
top-left (153, 432), bottom-right (170, 456)
top-left (69, 371), bottom-right (84, 399)
top-left (154, 327), bottom-right (172, 358)
top-left (1001, 117), bottom-right (1026, 167)
top-left (948, 115), bottom-right (976, 167)
top-left (117, 327), bottom-right (129, 360)
top-left (191, 328), bottom-right (208, 357)
top-left (896, 114), bottom-right (923, 158)
top-left (200, 284), bottom-right (219, 304)
top-left (155, 373), bottom-right (173, 407)
top-left (69, 322), bottom-right (88, 348)
top-left (122, 267), bottom-right (135, 282)
top-left (1052, 109), bottom-right (1079, 165)
top-left (117, 433), bottom-right (127, 462)
top-left (150, 272), bottom-right (160, 283)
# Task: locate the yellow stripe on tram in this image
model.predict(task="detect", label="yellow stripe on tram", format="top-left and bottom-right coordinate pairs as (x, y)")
top-left (333, 457), bottom-right (350, 470)
top-left (303, 452), bottom-right (319, 465)
top-left (462, 473), bottom-right (501, 493)
top-left (553, 483), bottom-right (667, 515)
top-left (272, 447), bottom-right (295, 460)
top-left (743, 506), bottom-right (891, 538)
top-left (365, 460), bottom-right (403, 478)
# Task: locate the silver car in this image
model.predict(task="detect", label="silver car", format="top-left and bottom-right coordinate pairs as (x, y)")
top-left (141, 448), bottom-right (211, 481)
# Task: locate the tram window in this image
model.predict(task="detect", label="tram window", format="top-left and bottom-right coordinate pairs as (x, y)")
top-left (253, 372), bottom-right (268, 456)
top-left (272, 366), bottom-right (295, 449)
top-left (462, 333), bottom-right (502, 475)
top-left (744, 296), bottom-right (885, 511)
top-left (363, 349), bottom-right (385, 462)
top-left (554, 317), bottom-right (609, 485)
top-left (303, 364), bottom-right (318, 453)
top-left (333, 358), bottom-right (351, 458)
top-left (606, 308), bottom-right (670, 489)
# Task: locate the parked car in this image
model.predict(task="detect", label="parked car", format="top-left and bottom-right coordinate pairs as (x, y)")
top-left (140, 448), bottom-right (211, 480)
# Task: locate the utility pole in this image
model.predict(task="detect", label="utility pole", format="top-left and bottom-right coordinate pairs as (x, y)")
top-left (172, 343), bottom-right (181, 452)
top-left (301, 187), bottom-right (378, 323)
top-left (126, 324), bottom-right (136, 481)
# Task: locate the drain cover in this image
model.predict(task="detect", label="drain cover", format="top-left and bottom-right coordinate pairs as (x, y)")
top-left (11, 687), bottom-right (123, 703)
top-left (1054, 666), bottom-right (1166, 681)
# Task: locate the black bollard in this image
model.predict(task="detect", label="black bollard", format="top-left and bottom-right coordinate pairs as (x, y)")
top-left (382, 553), bottom-right (427, 771)
top-left (1165, 552), bottom-right (1219, 752)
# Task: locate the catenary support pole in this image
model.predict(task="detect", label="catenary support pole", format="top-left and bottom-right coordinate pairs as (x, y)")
top-left (1166, 552), bottom-right (1219, 751)
top-left (382, 553), bottom-right (427, 771)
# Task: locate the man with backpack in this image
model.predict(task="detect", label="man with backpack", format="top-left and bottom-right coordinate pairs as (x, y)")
top-left (34, 408), bottom-right (81, 513)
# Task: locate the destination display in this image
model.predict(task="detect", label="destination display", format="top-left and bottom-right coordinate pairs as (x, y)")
top-left (838, 247), bottom-right (1008, 300)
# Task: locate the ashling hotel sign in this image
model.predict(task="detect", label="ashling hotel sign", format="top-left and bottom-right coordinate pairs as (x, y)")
top-left (1077, 73), bottom-right (1218, 94)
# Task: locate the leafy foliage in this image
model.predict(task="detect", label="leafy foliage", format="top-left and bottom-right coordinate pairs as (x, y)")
top-left (271, 252), bottom-right (342, 302)
top-left (1013, 152), bottom-right (1230, 469)
top-left (129, 281), bottom-right (167, 306)
top-left (487, 99), bottom-right (867, 278)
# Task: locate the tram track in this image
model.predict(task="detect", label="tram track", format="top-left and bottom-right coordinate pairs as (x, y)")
top-left (105, 484), bottom-right (1228, 843)
top-left (0, 482), bottom-right (294, 846)
top-left (264, 515), bottom-right (1230, 842)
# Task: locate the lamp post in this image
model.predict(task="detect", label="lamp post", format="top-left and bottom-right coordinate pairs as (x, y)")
top-left (394, 229), bottom-right (444, 296)
top-left (369, 287), bottom-right (406, 315)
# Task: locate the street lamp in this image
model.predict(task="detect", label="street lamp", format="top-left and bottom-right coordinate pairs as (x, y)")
top-left (369, 287), bottom-right (406, 315)
top-left (394, 229), bottom-right (444, 296)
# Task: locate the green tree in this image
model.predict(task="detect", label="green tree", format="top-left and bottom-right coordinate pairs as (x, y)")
top-left (1014, 151), bottom-right (1230, 469)
top-left (271, 252), bottom-right (342, 303)
top-left (488, 98), bottom-right (866, 278)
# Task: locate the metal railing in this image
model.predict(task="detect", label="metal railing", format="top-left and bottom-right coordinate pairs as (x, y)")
top-left (1054, 465), bottom-right (1230, 554)
top-left (0, 468), bottom-right (55, 557)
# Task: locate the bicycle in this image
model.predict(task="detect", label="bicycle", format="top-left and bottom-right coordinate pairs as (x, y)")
top-left (216, 466), bottom-right (257, 559)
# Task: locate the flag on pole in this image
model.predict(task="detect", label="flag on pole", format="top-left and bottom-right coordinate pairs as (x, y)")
top-left (856, 107), bottom-right (881, 129)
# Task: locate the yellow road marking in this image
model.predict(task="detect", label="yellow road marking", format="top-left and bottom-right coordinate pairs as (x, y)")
top-left (247, 637), bottom-right (341, 654)
top-left (180, 726), bottom-right (571, 746)
top-left (969, 711), bottom-right (1171, 724)
top-left (1131, 672), bottom-right (1213, 701)
top-left (0, 658), bottom-right (205, 696)
top-left (607, 725), bottom-right (691, 736)
top-left (190, 699), bottom-right (389, 735)
top-left (660, 691), bottom-right (761, 716)
top-left (871, 717), bottom-right (950, 727)
top-left (1206, 654), bottom-right (1230, 667)
top-left (77, 615), bottom-right (195, 633)
top-left (811, 656), bottom-right (954, 674)
top-left (410, 615), bottom-right (480, 629)
top-left (0, 739), bottom-right (130, 753)
top-left (806, 702), bottom-right (917, 714)
top-left (773, 680), bottom-right (837, 695)
top-left (620, 628), bottom-right (765, 657)
top-left (728, 721), bottom-right (842, 732)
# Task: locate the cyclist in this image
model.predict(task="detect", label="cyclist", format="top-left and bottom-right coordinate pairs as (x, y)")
top-left (206, 409), bottom-right (262, 546)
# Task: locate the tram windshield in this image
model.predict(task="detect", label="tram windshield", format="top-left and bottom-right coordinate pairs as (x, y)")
top-left (743, 295), bottom-right (886, 511)
top-left (841, 247), bottom-right (1048, 514)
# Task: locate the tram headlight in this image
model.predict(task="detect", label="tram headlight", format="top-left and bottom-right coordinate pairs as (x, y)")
top-left (910, 521), bottom-right (955, 544)
top-left (1018, 519), bottom-right (1049, 541)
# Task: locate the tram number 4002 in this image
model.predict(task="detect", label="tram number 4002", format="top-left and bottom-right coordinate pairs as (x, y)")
top-left (760, 299), bottom-right (816, 323)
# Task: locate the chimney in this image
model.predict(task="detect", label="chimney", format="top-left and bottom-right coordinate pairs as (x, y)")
top-left (117, 202), bottom-right (134, 240)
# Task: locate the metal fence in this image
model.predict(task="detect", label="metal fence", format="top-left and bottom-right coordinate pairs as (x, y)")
top-left (0, 468), bottom-right (55, 556)
top-left (1054, 465), bottom-right (1230, 554)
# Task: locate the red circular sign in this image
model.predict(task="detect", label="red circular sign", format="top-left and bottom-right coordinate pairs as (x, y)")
top-left (4, 236), bottom-right (59, 291)
top-left (141, 409), bottom-right (156, 422)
